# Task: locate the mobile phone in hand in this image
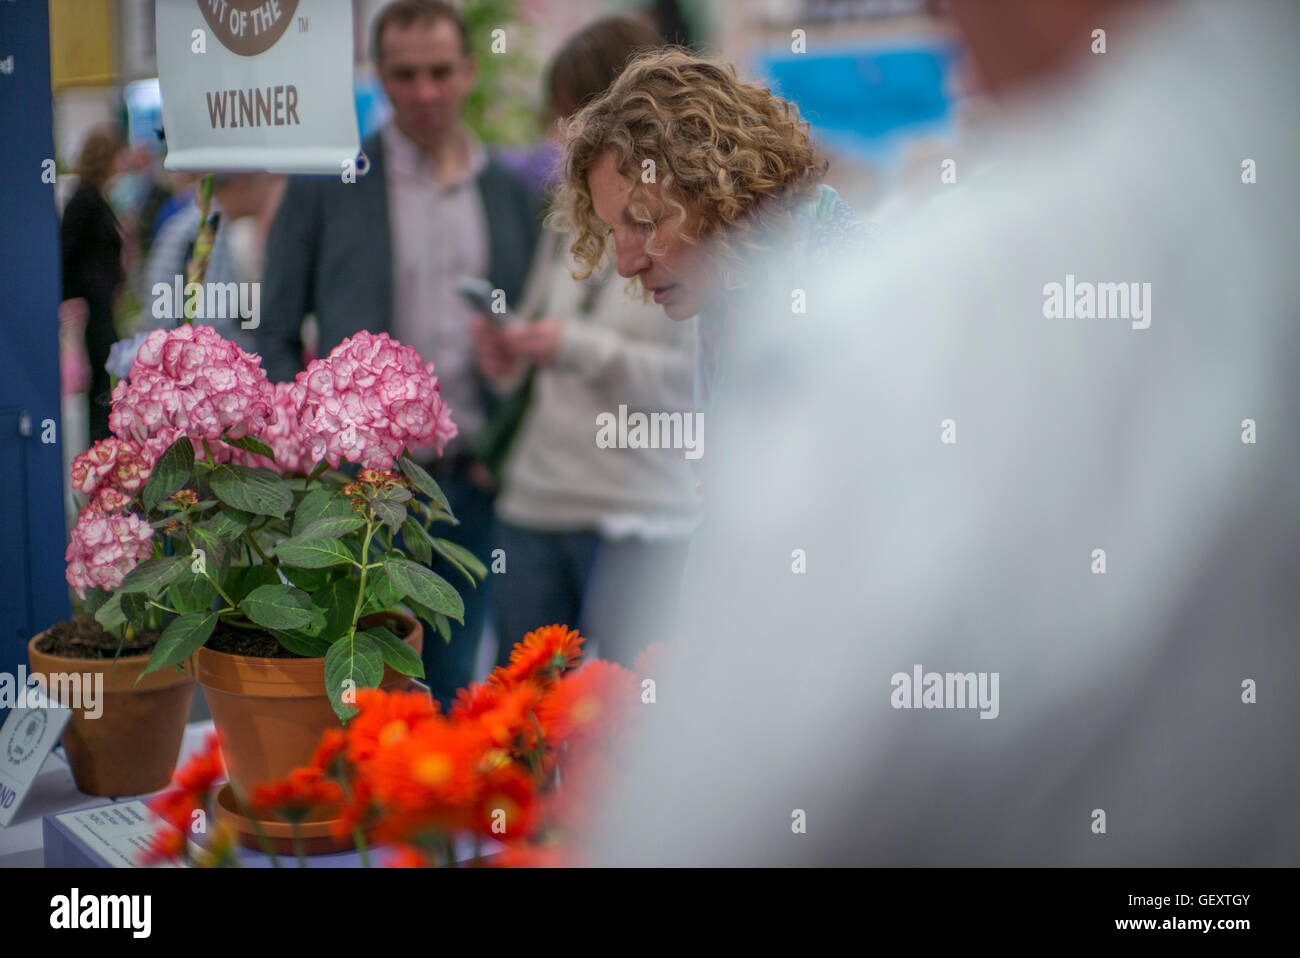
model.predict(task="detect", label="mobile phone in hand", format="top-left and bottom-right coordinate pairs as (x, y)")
top-left (456, 276), bottom-right (509, 326)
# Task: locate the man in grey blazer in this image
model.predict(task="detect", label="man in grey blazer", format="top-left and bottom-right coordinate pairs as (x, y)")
top-left (254, 0), bottom-right (540, 707)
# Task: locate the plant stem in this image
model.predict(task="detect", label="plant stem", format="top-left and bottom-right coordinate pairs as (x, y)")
top-left (229, 783), bottom-right (280, 867)
top-left (291, 822), bottom-right (306, 867)
top-left (353, 828), bottom-right (371, 868)
top-left (243, 531), bottom-right (276, 568)
top-left (346, 516), bottom-right (378, 643)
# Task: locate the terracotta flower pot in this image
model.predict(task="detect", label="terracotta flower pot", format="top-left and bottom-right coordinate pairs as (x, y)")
top-left (194, 611), bottom-right (423, 830)
top-left (27, 632), bottom-right (196, 798)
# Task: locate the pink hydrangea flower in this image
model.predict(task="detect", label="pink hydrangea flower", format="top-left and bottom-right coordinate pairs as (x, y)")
top-left (108, 325), bottom-right (276, 464)
top-left (233, 381), bottom-right (318, 475)
top-left (64, 509), bottom-right (154, 599)
top-left (293, 331), bottom-right (457, 471)
top-left (69, 438), bottom-right (151, 512)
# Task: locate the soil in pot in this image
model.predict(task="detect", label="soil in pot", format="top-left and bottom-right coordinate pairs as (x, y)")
top-left (35, 616), bottom-right (158, 658)
top-left (203, 615), bottom-right (416, 658)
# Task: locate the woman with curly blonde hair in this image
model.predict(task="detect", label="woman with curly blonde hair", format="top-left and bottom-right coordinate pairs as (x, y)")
top-left (552, 47), bottom-right (870, 406)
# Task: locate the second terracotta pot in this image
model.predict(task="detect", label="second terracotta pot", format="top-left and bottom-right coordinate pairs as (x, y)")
top-left (193, 611), bottom-right (424, 824)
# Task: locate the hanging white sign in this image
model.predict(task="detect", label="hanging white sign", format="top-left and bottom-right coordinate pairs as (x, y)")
top-left (155, 0), bottom-right (361, 174)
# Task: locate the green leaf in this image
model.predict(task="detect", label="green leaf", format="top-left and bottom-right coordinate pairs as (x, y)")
top-left (94, 592), bottom-right (127, 631)
top-left (294, 514), bottom-right (366, 542)
top-left (117, 555), bottom-right (191, 596)
top-left (240, 584), bottom-right (322, 631)
top-left (370, 566), bottom-right (404, 608)
top-left (314, 577), bottom-right (362, 643)
top-left (200, 507), bottom-right (254, 539)
top-left (324, 632), bottom-right (384, 721)
top-left (397, 456), bottom-right (453, 516)
top-left (120, 592), bottom-right (150, 629)
top-left (434, 613), bottom-right (451, 644)
top-left (168, 569), bottom-right (219, 614)
top-left (399, 518), bottom-right (433, 565)
top-left (269, 628), bottom-right (331, 658)
top-left (360, 625), bottom-right (423, 678)
top-left (143, 612), bottom-right (217, 674)
top-left (188, 527), bottom-right (229, 582)
top-left (276, 537), bottom-right (356, 569)
top-left (292, 487), bottom-right (352, 536)
top-left (142, 437), bottom-right (195, 512)
top-left (431, 537), bottom-right (488, 587)
top-left (281, 566), bottom-right (335, 593)
top-left (401, 596), bottom-right (440, 635)
top-left (222, 433), bottom-right (275, 462)
top-left (362, 566), bottom-right (404, 616)
top-left (232, 564), bottom-right (281, 603)
top-left (210, 465), bottom-right (293, 518)
top-left (371, 499), bottom-right (407, 535)
top-left (384, 556), bottom-right (464, 624)
top-left (82, 587), bottom-right (110, 618)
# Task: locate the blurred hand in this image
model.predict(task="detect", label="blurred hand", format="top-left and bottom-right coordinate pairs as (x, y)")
top-left (502, 318), bottom-right (563, 367)
top-left (471, 314), bottom-right (521, 378)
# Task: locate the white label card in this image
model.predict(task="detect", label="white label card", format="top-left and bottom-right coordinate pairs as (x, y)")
top-left (55, 801), bottom-right (184, 868)
top-left (0, 686), bottom-right (73, 827)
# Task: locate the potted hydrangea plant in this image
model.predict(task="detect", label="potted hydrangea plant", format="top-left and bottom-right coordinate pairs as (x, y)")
top-left (49, 322), bottom-right (485, 834)
top-left (29, 435), bottom-right (195, 797)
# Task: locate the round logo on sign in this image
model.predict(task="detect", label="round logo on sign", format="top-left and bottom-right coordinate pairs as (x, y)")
top-left (196, 0), bottom-right (302, 57)
top-left (7, 710), bottom-right (47, 765)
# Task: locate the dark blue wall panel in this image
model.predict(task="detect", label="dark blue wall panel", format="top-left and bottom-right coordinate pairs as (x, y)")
top-left (0, 0), bottom-right (72, 701)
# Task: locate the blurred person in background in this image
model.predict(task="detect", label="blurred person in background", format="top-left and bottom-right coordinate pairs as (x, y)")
top-left (254, 0), bottom-right (539, 708)
top-left (552, 47), bottom-right (872, 412)
top-left (142, 173), bottom-right (284, 351)
top-left (60, 125), bottom-right (126, 442)
top-left (473, 17), bottom-right (701, 669)
top-left (585, 0), bottom-right (1300, 866)
top-left (147, 171), bottom-right (203, 254)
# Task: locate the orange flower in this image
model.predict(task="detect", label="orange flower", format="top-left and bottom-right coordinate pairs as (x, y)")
top-left (136, 826), bottom-right (186, 867)
top-left (472, 765), bottom-right (538, 843)
top-left (251, 767), bottom-right (343, 822)
top-left (502, 625), bottom-right (585, 686)
top-left (174, 730), bottom-right (225, 796)
top-left (535, 660), bottom-right (639, 747)
top-left (366, 716), bottom-right (487, 814)
top-left (346, 688), bottom-right (440, 765)
top-left (384, 845), bottom-right (432, 868)
top-left (146, 787), bottom-right (198, 834)
top-left (329, 774), bottom-right (375, 841)
top-left (308, 727), bottom-right (348, 777)
top-left (450, 680), bottom-right (542, 751)
top-left (490, 843), bottom-right (571, 868)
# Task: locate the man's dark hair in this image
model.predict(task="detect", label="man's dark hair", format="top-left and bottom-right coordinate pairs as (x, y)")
top-left (371, 0), bottom-right (471, 64)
